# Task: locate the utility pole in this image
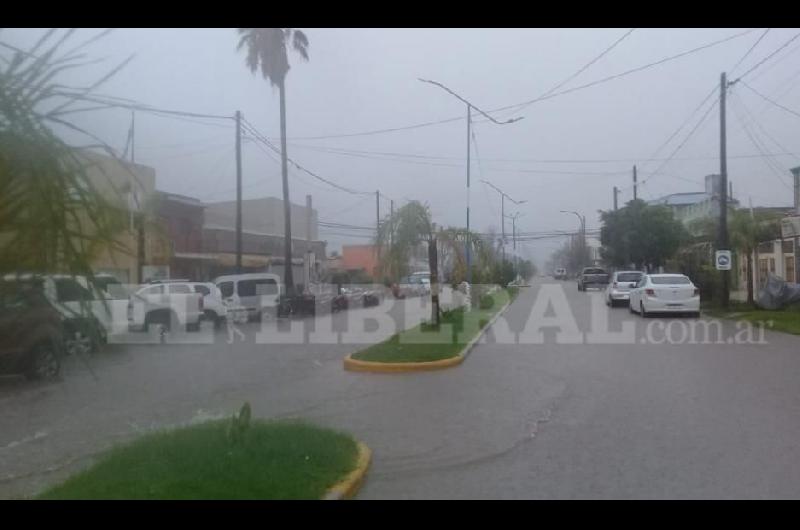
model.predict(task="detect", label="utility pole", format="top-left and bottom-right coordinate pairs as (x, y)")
top-left (501, 193), bottom-right (505, 265)
top-left (719, 72), bottom-right (730, 309)
top-left (390, 199), bottom-right (395, 281)
top-left (792, 166), bottom-right (800, 286)
top-left (235, 110), bottom-right (243, 274)
top-left (613, 186), bottom-right (619, 210)
top-left (466, 105), bottom-right (472, 284)
top-left (633, 165), bottom-right (638, 201)
top-left (376, 190), bottom-right (380, 234)
top-left (306, 194), bottom-right (313, 289)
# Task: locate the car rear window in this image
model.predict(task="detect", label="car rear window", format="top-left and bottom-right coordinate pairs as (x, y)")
top-left (55, 278), bottom-right (94, 302)
top-left (584, 269), bottom-right (606, 274)
top-left (193, 285), bottom-right (211, 296)
top-left (238, 279), bottom-right (278, 297)
top-left (651, 276), bottom-right (691, 285)
top-left (617, 273), bottom-right (642, 282)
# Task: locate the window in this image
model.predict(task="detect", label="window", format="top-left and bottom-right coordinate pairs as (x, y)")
top-left (782, 240), bottom-right (794, 255)
top-left (238, 279), bottom-right (277, 297)
top-left (168, 284), bottom-right (192, 294)
top-left (651, 276), bottom-right (690, 285)
top-left (758, 241), bottom-right (774, 254)
top-left (617, 272), bottom-right (642, 282)
top-left (769, 258), bottom-right (776, 273)
top-left (218, 282), bottom-right (233, 298)
top-left (55, 278), bottom-right (94, 302)
top-left (142, 285), bottom-right (164, 296)
top-left (193, 285), bottom-right (210, 296)
top-left (786, 257), bottom-right (796, 284)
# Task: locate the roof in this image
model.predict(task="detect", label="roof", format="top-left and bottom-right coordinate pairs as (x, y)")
top-left (648, 192), bottom-right (710, 207)
top-left (157, 191), bottom-right (205, 208)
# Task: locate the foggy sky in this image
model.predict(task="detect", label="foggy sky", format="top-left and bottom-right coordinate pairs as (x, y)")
top-left (5, 27), bottom-right (800, 268)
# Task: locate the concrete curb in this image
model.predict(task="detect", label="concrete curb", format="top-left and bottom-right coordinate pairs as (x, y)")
top-left (342, 296), bottom-right (515, 374)
top-left (323, 441), bottom-right (372, 500)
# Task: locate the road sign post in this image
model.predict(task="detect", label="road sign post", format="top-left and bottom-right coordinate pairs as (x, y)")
top-left (716, 250), bottom-right (732, 271)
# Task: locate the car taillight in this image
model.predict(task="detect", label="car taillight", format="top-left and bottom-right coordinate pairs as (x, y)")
top-left (613, 282), bottom-right (618, 288)
top-left (645, 289), bottom-right (656, 296)
top-left (693, 288), bottom-right (700, 297)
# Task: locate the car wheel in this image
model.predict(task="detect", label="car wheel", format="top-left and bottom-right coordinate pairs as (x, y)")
top-left (64, 330), bottom-right (93, 356)
top-left (26, 341), bottom-right (61, 380)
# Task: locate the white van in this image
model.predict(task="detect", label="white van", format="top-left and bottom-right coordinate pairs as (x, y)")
top-left (213, 273), bottom-right (283, 321)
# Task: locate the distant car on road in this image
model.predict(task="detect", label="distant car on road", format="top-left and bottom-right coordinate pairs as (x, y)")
top-left (554, 268), bottom-right (567, 280)
top-left (605, 271), bottom-right (644, 307)
top-left (628, 274), bottom-right (700, 318)
top-left (578, 267), bottom-right (610, 291)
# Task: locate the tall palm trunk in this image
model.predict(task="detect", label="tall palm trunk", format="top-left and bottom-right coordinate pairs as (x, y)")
top-left (428, 236), bottom-right (440, 325)
top-left (279, 78), bottom-right (294, 296)
top-left (746, 249), bottom-right (754, 305)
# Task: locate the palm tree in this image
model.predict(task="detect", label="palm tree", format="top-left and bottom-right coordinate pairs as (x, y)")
top-left (237, 28), bottom-right (309, 295)
top-left (1, 29), bottom-right (133, 291)
top-left (375, 201), bottom-right (441, 324)
top-left (729, 209), bottom-right (782, 305)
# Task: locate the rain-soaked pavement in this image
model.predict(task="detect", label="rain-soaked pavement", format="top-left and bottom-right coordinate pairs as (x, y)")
top-left (3, 280), bottom-right (800, 499)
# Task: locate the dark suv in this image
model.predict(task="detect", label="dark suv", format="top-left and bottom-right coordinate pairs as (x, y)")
top-left (0, 280), bottom-right (64, 380)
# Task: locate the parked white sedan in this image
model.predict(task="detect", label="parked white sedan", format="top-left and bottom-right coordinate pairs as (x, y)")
top-left (628, 274), bottom-right (700, 317)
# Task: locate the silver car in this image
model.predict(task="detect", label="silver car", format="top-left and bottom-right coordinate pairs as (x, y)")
top-left (605, 271), bottom-right (644, 307)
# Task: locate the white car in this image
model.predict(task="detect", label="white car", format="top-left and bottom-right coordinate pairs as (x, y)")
top-left (213, 273), bottom-right (282, 322)
top-left (605, 271), bottom-right (644, 307)
top-left (127, 282), bottom-right (204, 332)
top-left (628, 274), bottom-right (700, 318)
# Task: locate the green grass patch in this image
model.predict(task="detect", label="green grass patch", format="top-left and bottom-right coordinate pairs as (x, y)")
top-left (351, 288), bottom-right (512, 363)
top-left (712, 308), bottom-right (800, 336)
top-left (38, 420), bottom-right (359, 500)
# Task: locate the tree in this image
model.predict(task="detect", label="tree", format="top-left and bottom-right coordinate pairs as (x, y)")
top-left (1, 29), bottom-right (132, 291)
top-left (600, 199), bottom-right (687, 271)
top-left (689, 209), bottom-right (782, 305)
top-left (375, 201), bottom-right (441, 324)
top-left (237, 28), bottom-right (309, 296)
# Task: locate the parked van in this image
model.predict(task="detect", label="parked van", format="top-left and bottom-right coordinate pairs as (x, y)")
top-left (213, 273), bottom-right (283, 321)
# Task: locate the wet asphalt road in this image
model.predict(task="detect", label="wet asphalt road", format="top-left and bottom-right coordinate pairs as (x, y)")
top-left (2, 280), bottom-right (800, 499)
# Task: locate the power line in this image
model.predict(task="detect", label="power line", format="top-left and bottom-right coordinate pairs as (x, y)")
top-left (240, 118), bottom-right (372, 196)
top-left (510, 28), bottom-right (636, 115)
top-left (741, 80), bottom-right (800, 121)
top-left (639, 93), bottom-right (720, 188)
top-left (730, 92), bottom-right (795, 191)
top-left (734, 30), bottom-right (800, 81)
top-left (730, 28), bottom-right (771, 75)
top-left (281, 29), bottom-right (756, 141)
top-left (286, 142), bottom-right (800, 165)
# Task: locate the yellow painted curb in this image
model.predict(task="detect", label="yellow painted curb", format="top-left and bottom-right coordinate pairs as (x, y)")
top-left (343, 352), bottom-right (465, 373)
top-left (323, 441), bottom-right (372, 500)
top-left (342, 296), bottom-right (514, 374)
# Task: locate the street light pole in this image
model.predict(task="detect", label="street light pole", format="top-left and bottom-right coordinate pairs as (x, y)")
top-left (482, 179), bottom-right (527, 269)
top-left (561, 210), bottom-right (586, 270)
top-left (419, 78), bottom-right (523, 285)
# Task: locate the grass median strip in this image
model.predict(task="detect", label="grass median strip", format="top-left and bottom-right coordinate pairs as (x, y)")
top-left (350, 287), bottom-right (515, 364)
top-left (38, 418), bottom-right (360, 500)
top-left (705, 302), bottom-right (800, 336)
